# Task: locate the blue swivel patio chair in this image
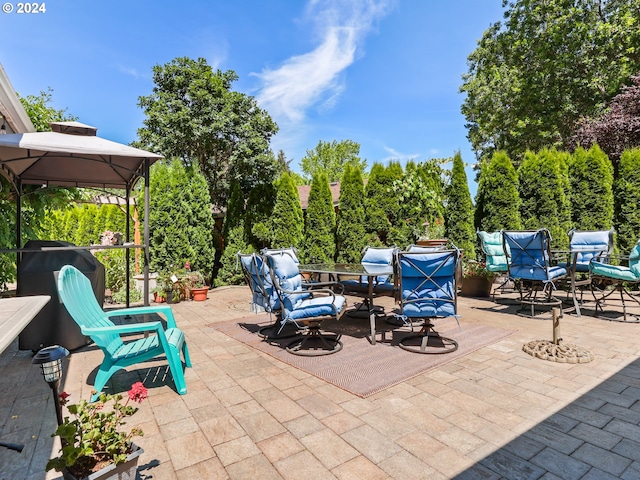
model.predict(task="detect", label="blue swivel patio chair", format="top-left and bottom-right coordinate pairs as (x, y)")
top-left (394, 248), bottom-right (461, 354)
top-left (559, 229), bottom-right (614, 316)
top-left (265, 251), bottom-right (347, 356)
top-left (477, 230), bottom-right (512, 299)
top-left (57, 265), bottom-right (191, 402)
top-left (238, 252), bottom-right (299, 339)
top-left (589, 238), bottom-right (640, 322)
top-left (503, 229), bottom-right (567, 318)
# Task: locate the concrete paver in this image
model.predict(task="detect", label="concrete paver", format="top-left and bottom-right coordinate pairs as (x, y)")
top-left (1, 286), bottom-right (639, 479)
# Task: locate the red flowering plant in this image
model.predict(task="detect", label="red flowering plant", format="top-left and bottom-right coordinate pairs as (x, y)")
top-left (46, 382), bottom-right (148, 478)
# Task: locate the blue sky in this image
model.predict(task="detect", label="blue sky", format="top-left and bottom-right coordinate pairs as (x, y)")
top-left (1, 0), bottom-right (504, 195)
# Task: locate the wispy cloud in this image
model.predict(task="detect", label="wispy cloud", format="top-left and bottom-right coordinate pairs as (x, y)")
top-left (255, 0), bottom-right (392, 123)
top-left (116, 64), bottom-right (147, 80)
top-left (382, 145), bottom-right (420, 163)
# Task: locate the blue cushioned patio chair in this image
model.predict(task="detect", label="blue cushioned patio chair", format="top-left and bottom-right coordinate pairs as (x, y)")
top-left (477, 230), bottom-right (513, 299)
top-left (238, 252), bottom-right (300, 339)
top-left (265, 252), bottom-right (347, 356)
top-left (503, 229), bottom-right (567, 318)
top-left (589, 239), bottom-right (640, 322)
top-left (559, 229), bottom-right (614, 316)
top-left (57, 265), bottom-right (191, 402)
top-left (394, 248), bottom-right (461, 354)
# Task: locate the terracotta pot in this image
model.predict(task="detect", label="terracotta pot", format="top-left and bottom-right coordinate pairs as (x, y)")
top-left (191, 286), bottom-right (209, 301)
top-left (62, 443), bottom-right (143, 480)
top-left (153, 292), bottom-right (166, 303)
top-left (460, 276), bottom-right (492, 297)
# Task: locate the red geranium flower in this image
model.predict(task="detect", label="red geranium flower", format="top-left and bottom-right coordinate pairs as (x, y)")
top-left (127, 382), bottom-right (148, 403)
top-left (58, 391), bottom-right (70, 406)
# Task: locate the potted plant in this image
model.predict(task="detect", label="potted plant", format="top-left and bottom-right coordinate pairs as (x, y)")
top-left (460, 259), bottom-right (498, 297)
top-left (182, 270), bottom-right (208, 301)
top-left (46, 382), bottom-right (147, 480)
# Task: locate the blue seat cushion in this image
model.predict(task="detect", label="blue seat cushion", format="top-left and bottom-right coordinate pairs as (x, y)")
top-left (286, 295), bottom-right (346, 320)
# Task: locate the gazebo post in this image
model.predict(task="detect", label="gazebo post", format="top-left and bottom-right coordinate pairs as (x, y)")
top-left (125, 185), bottom-right (131, 307)
top-left (143, 159), bottom-right (150, 306)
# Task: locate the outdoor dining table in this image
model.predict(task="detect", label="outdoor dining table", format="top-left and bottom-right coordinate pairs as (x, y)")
top-left (297, 263), bottom-right (394, 345)
top-left (551, 249), bottom-right (594, 317)
top-left (0, 295), bottom-right (51, 354)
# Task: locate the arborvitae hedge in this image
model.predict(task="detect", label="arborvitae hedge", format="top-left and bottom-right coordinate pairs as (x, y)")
top-left (301, 171), bottom-right (336, 263)
top-left (518, 148), bottom-right (571, 249)
top-left (614, 148), bottom-right (640, 254)
top-left (445, 152), bottom-right (476, 258)
top-left (147, 160), bottom-right (214, 274)
top-left (474, 151), bottom-right (521, 232)
top-left (365, 162), bottom-right (400, 244)
top-left (269, 172), bottom-right (304, 248)
top-left (569, 145), bottom-right (614, 230)
top-left (223, 180), bottom-right (244, 240)
top-left (244, 182), bottom-right (276, 250)
top-left (336, 164), bottom-right (367, 262)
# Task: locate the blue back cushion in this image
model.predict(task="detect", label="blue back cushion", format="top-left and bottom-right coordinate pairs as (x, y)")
top-left (504, 230), bottom-right (551, 281)
top-left (478, 231), bottom-right (508, 272)
top-left (361, 247), bottom-right (395, 283)
top-left (569, 230), bottom-right (613, 266)
top-left (399, 251), bottom-right (457, 318)
top-left (268, 253), bottom-right (306, 316)
top-left (240, 254), bottom-right (279, 310)
top-left (630, 240), bottom-right (640, 277)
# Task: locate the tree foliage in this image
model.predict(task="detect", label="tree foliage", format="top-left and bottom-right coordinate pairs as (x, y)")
top-left (474, 151), bottom-right (521, 232)
top-left (614, 148), bottom-right (640, 254)
top-left (19, 88), bottom-right (77, 131)
top-left (268, 173), bottom-right (304, 248)
top-left (364, 162), bottom-right (403, 244)
top-left (569, 145), bottom-right (614, 230)
top-left (336, 164), bottom-right (367, 263)
top-left (571, 71), bottom-right (640, 164)
top-left (300, 139), bottom-right (367, 183)
top-left (136, 57), bottom-right (280, 210)
top-left (518, 149), bottom-right (572, 249)
top-left (445, 153), bottom-right (475, 258)
top-left (244, 182), bottom-right (276, 250)
top-left (146, 160), bottom-right (215, 274)
top-left (300, 171), bottom-right (336, 263)
top-left (461, 0), bottom-right (640, 164)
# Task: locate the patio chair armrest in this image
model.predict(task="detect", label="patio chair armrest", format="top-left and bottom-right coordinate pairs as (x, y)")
top-left (81, 321), bottom-right (164, 336)
top-left (104, 305), bottom-right (177, 328)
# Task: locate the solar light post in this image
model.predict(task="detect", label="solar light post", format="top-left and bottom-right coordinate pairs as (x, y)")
top-left (32, 345), bottom-right (70, 426)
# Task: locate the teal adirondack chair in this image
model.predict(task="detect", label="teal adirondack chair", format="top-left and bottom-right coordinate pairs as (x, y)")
top-left (57, 265), bottom-right (191, 401)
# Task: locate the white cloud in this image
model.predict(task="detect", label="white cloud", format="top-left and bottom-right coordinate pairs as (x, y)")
top-left (116, 64), bottom-right (147, 80)
top-left (255, 0), bottom-right (392, 123)
top-left (382, 145), bottom-right (420, 163)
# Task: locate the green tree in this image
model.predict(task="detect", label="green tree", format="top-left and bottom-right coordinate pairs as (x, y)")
top-left (300, 139), bottom-right (367, 182)
top-left (614, 148), bottom-right (640, 254)
top-left (146, 160), bottom-right (215, 274)
top-left (19, 88), bottom-right (77, 131)
top-left (136, 57), bottom-right (280, 211)
top-left (364, 162), bottom-right (403, 244)
top-left (74, 204), bottom-right (99, 246)
top-left (216, 180), bottom-right (251, 286)
top-left (244, 182), bottom-right (276, 250)
top-left (461, 0), bottom-right (640, 164)
top-left (474, 151), bottom-right (521, 232)
top-left (300, 171), bottom-right (336, 263)
top-left (268, 173), bottom-right (304, 248)
top-left (445, 153), bottom-right (475, 257)
top-left (569, 145), bottom-right (614, 230)
top-left (518, 149), bottom-right (572, 248)
top-left (336, 164), bottom-right (367, 262)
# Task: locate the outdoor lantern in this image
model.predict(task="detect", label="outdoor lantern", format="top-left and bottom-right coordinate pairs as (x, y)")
top-left (32, 345), bottom-right (70, 426)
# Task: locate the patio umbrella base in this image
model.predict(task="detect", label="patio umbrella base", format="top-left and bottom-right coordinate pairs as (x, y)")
top-left (523, 340), bottom-right (593, 363)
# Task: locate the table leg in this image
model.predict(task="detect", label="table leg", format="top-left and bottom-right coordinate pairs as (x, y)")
top-left (369, 277), bottom-right (376, 345)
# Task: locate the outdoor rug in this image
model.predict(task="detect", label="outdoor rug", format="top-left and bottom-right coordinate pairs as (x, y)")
top-left (208, 313), bottom-right (514, 397)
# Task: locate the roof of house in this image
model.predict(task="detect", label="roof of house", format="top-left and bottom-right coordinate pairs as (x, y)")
top-left (297, 182), bottom-right (341, 209)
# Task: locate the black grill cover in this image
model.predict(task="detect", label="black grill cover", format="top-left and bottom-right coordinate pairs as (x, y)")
top-left (17, 240), bottom-right (105, 351)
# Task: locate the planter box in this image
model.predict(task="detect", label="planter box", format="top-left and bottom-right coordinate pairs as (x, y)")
top-left (460, 276), bottom-right (492, 297)
top-left (62, 443), bottom-right (143, 480)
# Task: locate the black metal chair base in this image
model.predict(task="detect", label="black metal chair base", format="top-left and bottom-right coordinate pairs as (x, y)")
top-left (346, 300), bottom-right (384, 318)
top-left (399, 332), bottom-right (458, 354)
top-left (286, 326), bottom-right (343, 356)
top-left (517, 288), bottom-right (564, 318)
top-left (591, 282), bottom-right (640, 323)
top-left (258, 319), bottom-right (300, 340)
